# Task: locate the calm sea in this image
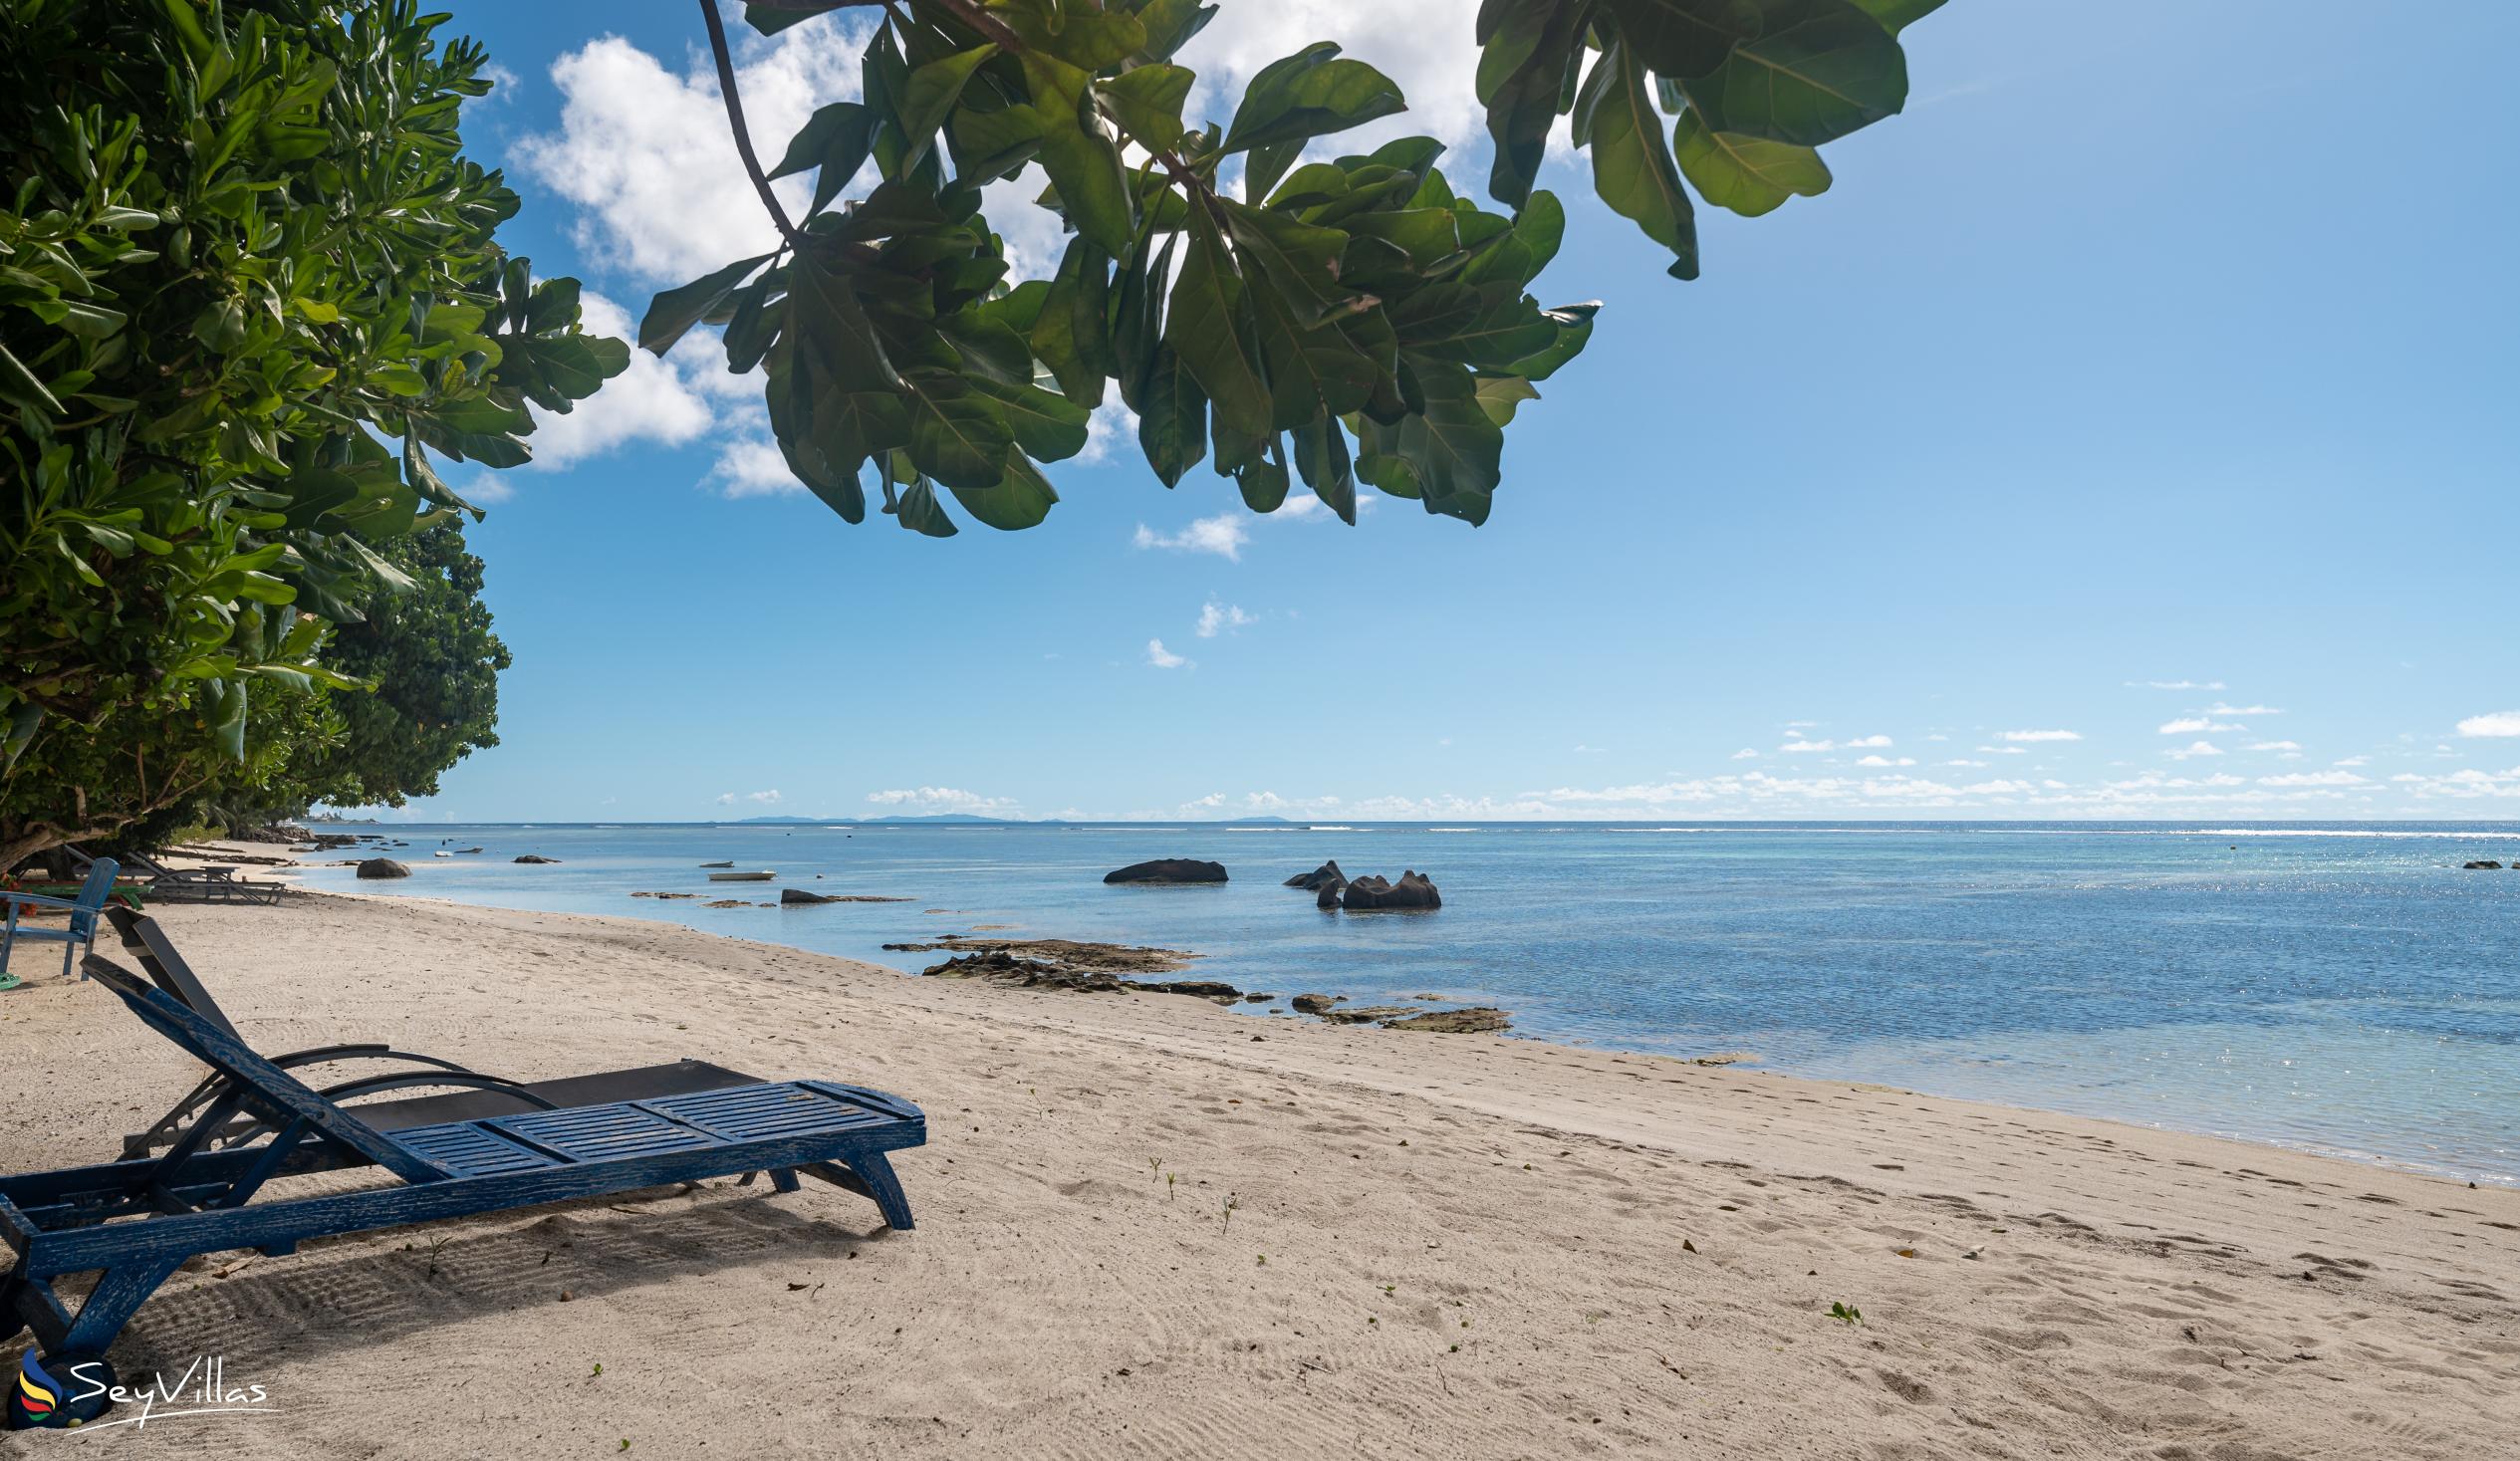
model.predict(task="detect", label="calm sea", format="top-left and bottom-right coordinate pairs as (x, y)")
top-left (289, 821), bottom-right (2520, 1186)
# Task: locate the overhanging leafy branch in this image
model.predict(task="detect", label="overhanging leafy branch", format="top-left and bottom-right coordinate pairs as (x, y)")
top-left (652, 0), bottom-right (1942, 537)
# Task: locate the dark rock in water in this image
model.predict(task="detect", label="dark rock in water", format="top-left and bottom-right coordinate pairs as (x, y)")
top-left (1381, 1007), bottom-right (1510, 1034)
top-left (923, 949), bottom-right (1116, 989)
top-left (1317, 1004), bottom-right (1421, 1025)
top-left (883, 936), bottom-right (1195, 974)
top-left (1135, 979), bottom-right (1242, 999)
top-left (355, 857), bottom-right (409, 879)
top-left (450, 847), bottom-right (484, 854)
top-left (1290, 993), bottom-right (1343, 1015)
top-left (1104, 858), bottom-right (1228, 884)
top-left (2463, 860), bottom-right (2506, 869)
top-left (781, 887), bottom-right (835, 905)
top-left (513, 854), bottom-right (562, 864)
top-left (631, 890), bottom-right (701, 900)
top-left (1242, 992), bottom-right (1274, 1003)
top-left (1315, 881), bottom-right (1343, 910)
top-left (1284, 859), bottom-right (1346, 890)
top-left (1341, 869), bottom-right (1441, 910)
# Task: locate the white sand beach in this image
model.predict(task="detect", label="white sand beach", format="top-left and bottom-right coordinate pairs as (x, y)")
top-left (3, 890), bottom-right (2513, 1458)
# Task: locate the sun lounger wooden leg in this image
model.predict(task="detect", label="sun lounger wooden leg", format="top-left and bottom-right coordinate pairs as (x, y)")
top-left (852, 1151), bottom-right (913, 1231)
top-left (770, 1167), bottom-right (801, 1193)
top-left (60, 1255), bottom-right (186, 1353)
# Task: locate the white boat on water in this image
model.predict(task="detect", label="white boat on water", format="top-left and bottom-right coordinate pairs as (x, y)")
top-left (707, 870), bottom-right (776, 882)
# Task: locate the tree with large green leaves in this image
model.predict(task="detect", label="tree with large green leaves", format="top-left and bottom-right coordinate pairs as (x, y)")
top-left (0, 0), bottom-right (624, 868)
top-left (647, 0), bottom-right (1939, 536)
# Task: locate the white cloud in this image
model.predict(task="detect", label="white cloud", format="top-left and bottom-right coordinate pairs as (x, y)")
top-left (1145, 638), bottom-right (1191, 669)
top-left (2159, 717), bottom-right (2245, 735)
top-left (1856, 755), bottom-right (1916, 768)
top-left (512, 26), bottom-right (872, 284)
top-left (1778, 739), bottom-right (1834, 754)
top-left (2256, 770), bottom-right (2368, 788)
top-left (1134, 514), bottom-right (1251, 561)
top-left (2245, 740), bottom-right (2303, 752)
top-left (2332, 754), bottom-right (2369, 767)
top-left (1077, 401), bottom-right (1137, 465)
top-left (1943, 759), bottom-right (1990, 768)
top-left (516, 291), bottom-right (717, 473)
top-left (2208, 703), bottom-right (2283, 717)
top-left (1998, 729), bottom-right (2082, 743)
top-left (714, 789), bottom-right (781, 806)
top-left (1730, 748), bottom-right (1760, 760)
top-left (1844, 734), bottom-right (1893, 749)
top-left (1195, 601), bottom-right (1257, 638)
top-left (2132, 679), bottom-right (2225, 690)
top-left (866, 786), bottom-right (1020, 815)
top-left (1180, 792), bottom-right (1226, 812)
top-left (709, 430), bottom-right (800, 498)
top-left (2457, 711), bottom-right (2520, 737)
top-left (2165, 740), bottom-right (2225, 760)
top-left (1177, 1), bottom-right (1488, 171)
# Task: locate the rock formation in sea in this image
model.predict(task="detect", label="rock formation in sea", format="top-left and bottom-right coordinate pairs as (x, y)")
top-left (1103, 858), bottom-right (1228, 884)
top-left (513, 854), bottom-right (561, 863)
top-left (1284, 859), bottom-right (1346, 891)
top-left (355, 857), bottom-right (408, 879)
top-left (1340, 869), bottom-right (1441, 910)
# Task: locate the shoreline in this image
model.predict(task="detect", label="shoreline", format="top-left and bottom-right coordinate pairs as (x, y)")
top-left (3, 891), bottom-right (2513, 1456)
top-left (156, 839), bottom-right (2520, 1190)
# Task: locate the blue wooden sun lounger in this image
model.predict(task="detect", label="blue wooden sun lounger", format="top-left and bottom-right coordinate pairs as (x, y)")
top-left (2, 945), bottom-right (923, 1429)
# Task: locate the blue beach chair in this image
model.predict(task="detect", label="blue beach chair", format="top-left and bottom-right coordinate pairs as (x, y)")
top-left (0, 857), bottom-right (118, 991)
top-left (1, 946), bottom-right (923, 1429)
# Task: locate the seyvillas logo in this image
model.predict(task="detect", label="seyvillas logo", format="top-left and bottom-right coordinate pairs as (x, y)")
top-left (5, 1351), bottom-right (275, 1432)
top-left (13, 1352), bottom-right (61, 1424)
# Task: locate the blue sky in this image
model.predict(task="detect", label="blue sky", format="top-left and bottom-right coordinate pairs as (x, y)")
top-left (369, 0), bottom-right (2520, 823)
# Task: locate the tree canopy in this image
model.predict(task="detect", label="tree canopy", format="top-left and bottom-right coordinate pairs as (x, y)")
top-left (0, 0), bottom-right (619, 865)
top-left (645, 0), bottom-right (1939, 535)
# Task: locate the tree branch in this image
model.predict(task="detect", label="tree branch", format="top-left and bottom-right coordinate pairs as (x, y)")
top-left (698, 0), bottom-right (804, 250)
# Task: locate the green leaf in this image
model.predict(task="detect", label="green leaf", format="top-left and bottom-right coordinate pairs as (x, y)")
top-left (1097, 64), bottom-right (1194, 153)
top-left (1290, 416), bottom-right (1356, 524)
top-left (899, 45), bottom-right (999, 171)
top-left (789, 255), bottom-right (902, 394)
top-left (1572, 41), bottom-right (1699, 280)
top-left (996, 4), bottom-right (1149, 69)
top-left (1133, 0), bottom-right (1220, 62)
top-left (900, 371), bottom-right (1014, 489)
top-left (772, 101), bottom-right (871, 179)
top-left (1603, 0), bottom-right (1763, 80)
top-left (1387, 360), bottom-right (1504, 524)
top-left (1479, 0), bottom-right (1587, 208)
top-left (893, 478), bottom-right (960, 537)
top-left (945, 454), bottom-right (1061, 531)
top-left (1501, 302), bottom-right (1598, 381)
top-left (1032, 238), bottom-right (1114, 407)
top-left (641, 253), bottom-right (774, 356)
top-left (1235, 441), bottom-right (1291, 514)
top-left (1021, 54), bottom-right (1136, 255)
top-left (1112, 233), bottom-right (1172, 411)
top-left (1222, 200), bottom-right (1358, 327)
top-left (1850, 0), bottom-right (1945, 34)
top-left (1473, 374), bottom-right (1541, 425)
top-left (970, 375), bottom-right (1092, 461)
top-left (0, 342), bottom-right (65, 414)
top-left (1163, 209), bottom-right (1273, 439)
top-left (1687, 0), bottom-right (1908, 147)
top-left (1671, 107), bottom-right (1831, 215)
top-left (1242, 141), bottom-right (1305, 210)
top-left (1222, 43), bottom-right (1407, 153)
top-left (1137, 348), bottom-right (1208, 486)
top-left (205, 677), bottom-right (248, 761)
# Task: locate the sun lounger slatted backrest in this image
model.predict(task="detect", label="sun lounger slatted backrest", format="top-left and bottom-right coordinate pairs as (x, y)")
top-left (79, 958), bottom-right (452, 1183)
top-left (104, 905), bottom-right (239, 1036)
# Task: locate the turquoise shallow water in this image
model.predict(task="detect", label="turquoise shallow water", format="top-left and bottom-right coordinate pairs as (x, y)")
top-left (290, 821), bottom-right (2520, 1185)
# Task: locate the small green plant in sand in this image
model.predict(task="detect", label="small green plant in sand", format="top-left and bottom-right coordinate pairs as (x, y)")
top-left (1165, 1171), bottom-right (1178, 1200)
top-left (1222, 1193), bottom-right (1240, 1235)
top-left (1828, 1302), bottom-right (1864, 1327)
